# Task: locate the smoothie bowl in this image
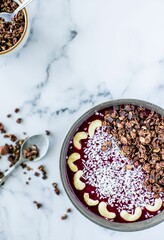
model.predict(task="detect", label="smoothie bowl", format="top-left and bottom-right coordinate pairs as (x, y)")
top-left (60, 99), bottom-right (164, 231)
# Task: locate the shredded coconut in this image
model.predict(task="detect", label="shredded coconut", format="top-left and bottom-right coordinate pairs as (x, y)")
top-left (82, 126), bottom-right (160, 213)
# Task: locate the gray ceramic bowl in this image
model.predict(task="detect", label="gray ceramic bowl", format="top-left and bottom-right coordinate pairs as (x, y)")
top-left (60, 99), bottom-right (164, 232)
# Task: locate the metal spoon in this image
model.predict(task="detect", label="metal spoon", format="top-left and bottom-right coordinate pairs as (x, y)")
top-left (0, 0), bottom-right (33, 23)
top-left (0, 134), bottom-right (49, 186)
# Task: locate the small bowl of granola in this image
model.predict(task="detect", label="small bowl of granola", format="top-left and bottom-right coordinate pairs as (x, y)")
top-left (60, 99), bottom-right (164, 231)
top-left (0, 0), bottom-right (29, 55)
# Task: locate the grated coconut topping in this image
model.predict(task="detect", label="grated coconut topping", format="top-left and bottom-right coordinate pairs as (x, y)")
top-left (82, 126), bottom-right (162, 213)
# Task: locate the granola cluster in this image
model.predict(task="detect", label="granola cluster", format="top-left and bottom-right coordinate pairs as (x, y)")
top-left (103, 104), bottom-right (164, 197)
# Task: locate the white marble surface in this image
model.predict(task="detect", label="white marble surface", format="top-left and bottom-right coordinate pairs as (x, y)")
top-left (0, 0), bottom-right (164, 239)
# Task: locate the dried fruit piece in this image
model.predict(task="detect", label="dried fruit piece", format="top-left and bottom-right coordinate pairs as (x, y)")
top-left (120, 207), bottom-right (142, 222)
top-left (73, 170), bottom-right (85, 190)
top-left (88, 120), bottom-right (102, 137)
top-left (67, 153), bottom-right (80, 172)
top-left (73, 132), bottom-right (88, 150)
top-left (145, 198), bottom-right (162, 212)
top-left (83, 193), bottom-right (99, 206)
top-left (98, 202), bottom-right (116, 219)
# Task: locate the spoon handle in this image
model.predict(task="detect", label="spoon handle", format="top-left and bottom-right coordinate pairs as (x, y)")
top-left (0, 160), bottom-right (22, 186)
top-left (14, 0), bottom-right (33, 15)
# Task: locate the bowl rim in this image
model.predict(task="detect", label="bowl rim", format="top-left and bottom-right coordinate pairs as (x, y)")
top-left (0, 0), bottom-right (28, 55)
top-left (60, 98), bottom-right (164, 232)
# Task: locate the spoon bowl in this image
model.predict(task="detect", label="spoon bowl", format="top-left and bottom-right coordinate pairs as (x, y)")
top-left (0, 134), bottom-right (49, 186)
top-left (0, 12), bottom-right (13, 22)
top-left (0, 0), bottom-right (33, 23)
top-left (21, 134), bottom-right (49, 162)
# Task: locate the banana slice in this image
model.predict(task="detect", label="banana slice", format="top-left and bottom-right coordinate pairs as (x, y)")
top-left (73, 170), bottom-right (86, 190)
top-left (88, 120), bottom-right (102, 137)
top-left (120, 207), bottom-right (142, 222)
top-left (83, 193), bottom-right (99, 206)
top-left (73, 132), bottom-right (88, 150)
top-left (98, 202), bottom-right (116, 219)
top-left (67, 153), bottom-right (80, 172)
top-left (145, 198), bottom-right (162, 212)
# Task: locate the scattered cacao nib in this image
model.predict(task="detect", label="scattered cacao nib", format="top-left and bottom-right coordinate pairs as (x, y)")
top-left (4, 134), bottom-right (17, 142)
top-left (0, 171), bottom-right (4, 178)
top-left (28, 177), bottom-right (31, 181)
top-left (7, 139), bottom-right (24, 166)
top-left (61, 214), bottom-right (67, 220)
top-left (8, 155), bottom-right (15, 165)
top-left (103, 104), bottom-right (164, 196)
top-left (7, 114), bottom-right (11, 118)
top-left (38, 165), bottom-right (47, 179)
top-left (0, 122), bottom-right (6, 133)
top-left (42, 175), bottom-right (47, 180)
top-left (23, 145), bottom-right (39, 161)
top-left (26, 181), bottom-right (29, 185)
top-left (33, 201), bottom-right (42, 209)
top-left (67, 208), bottom-right (72, 213)
top-left (26, 165), bottom-right (33, 171)
top-left (0, 144), bottom-right (9, 155)
top-left (15, 108), bottom-right (20, 113)
top-left (21, 163), bottom-right (27, 169)
top-left (52, 182), bottom-right (60, 195)
top-left (34, 172), bottom-right (40, 177)
top-left (45, 130), bottom-right (51, 136)
top-left (16, 118), bottom-right (22, 124)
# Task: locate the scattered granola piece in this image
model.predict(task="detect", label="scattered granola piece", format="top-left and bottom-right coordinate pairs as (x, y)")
top-left (4, 134), bottom-right (17, 142)
top-left (67, 208), bottom-right (72, 213)
top-left (0, 144), bottom-right (9, 155)
top-left (52, 182), bottom-right (60, 195)
top-left (34, 172), bottom-right (40, 177)
top-left (33, 201), bottom-right (42, 209)
top-left (38, 165), bottom-right (47, 179)
top-left (0, 123), bottom-right (6, 133)
top-left (61, 214), bottom-right (68, 220)
top-left (0, 171), bottom-right (4, 178)
top-left (45, 130), bottom-right (51, 136)
top-left (15, 108), bottom-right (20, 113)
top-left (16, 118), bottom-right (22, 124)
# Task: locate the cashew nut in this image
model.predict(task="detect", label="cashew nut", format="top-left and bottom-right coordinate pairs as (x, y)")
top-left (83, 193), bottom-right (99, 206)
top-left (73, 170), bottom-right (86, 190)
top-left (145, 198), bottom-right (162, 212)
top-left (73, 132), bottom-right (88, 150)
top-left (120, 207), bottom-right (142, 222)
top-left (98, 202), bottom-right (116, 219)
top-left (88, 120), bottom-right (102, 137)
top-left (67, 153), bottom-right (80, 172)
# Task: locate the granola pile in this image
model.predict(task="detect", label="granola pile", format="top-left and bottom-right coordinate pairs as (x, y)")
top-left (0, 0), bottom-right (25, 52)
top-left (103, 104), bottom-right (164, 197)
